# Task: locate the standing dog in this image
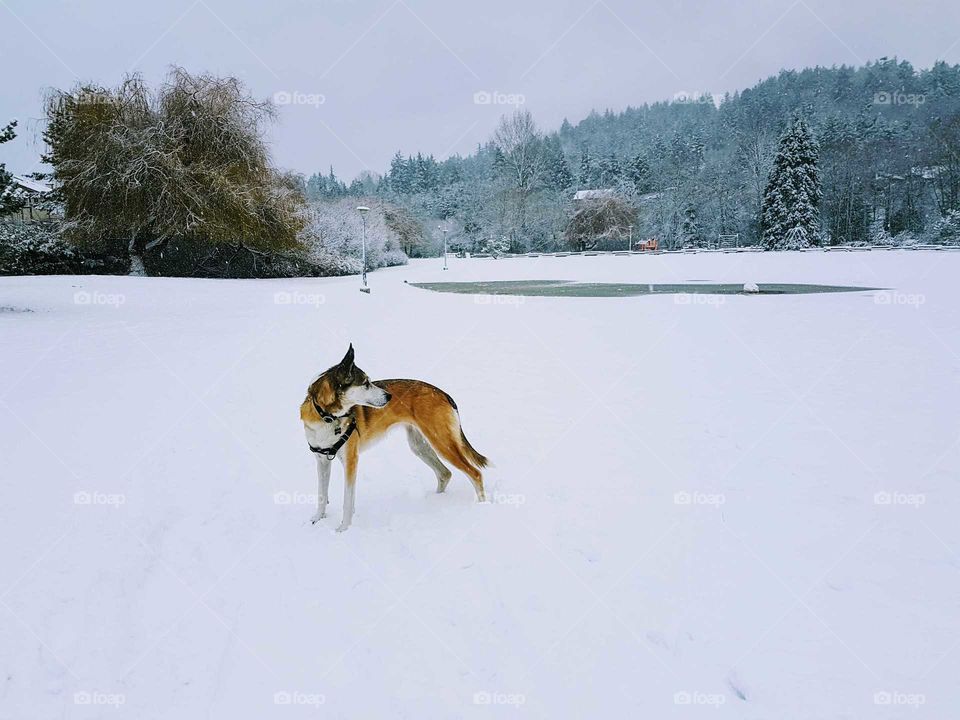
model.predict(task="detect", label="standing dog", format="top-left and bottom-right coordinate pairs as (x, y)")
top-left (300, 345), bottom-right (489, 531)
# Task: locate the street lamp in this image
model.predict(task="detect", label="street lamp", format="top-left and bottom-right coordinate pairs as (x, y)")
top-left (357, 206), bottom-right (370, 292)
top-left (627, 224), bottom-right (634, 252)
top-left (438, 226), bottom-right (448, 270)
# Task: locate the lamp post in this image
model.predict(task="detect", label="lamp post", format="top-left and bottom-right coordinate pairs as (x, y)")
top-left (438, 226), bottom-right (448, 270)
top-left (357, 206), bottom-right (370, 292)
top-left (628, 224), bottom-right (634, 252)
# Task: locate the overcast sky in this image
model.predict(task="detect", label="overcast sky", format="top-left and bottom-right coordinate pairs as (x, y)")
top-left (2, 0), bottom-right (959, 181)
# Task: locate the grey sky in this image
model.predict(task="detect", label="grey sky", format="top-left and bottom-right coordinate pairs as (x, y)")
top-left (2, 0), bottom-right (959, 181)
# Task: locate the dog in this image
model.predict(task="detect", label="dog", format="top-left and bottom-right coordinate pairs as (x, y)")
top-left (300, 345), bottom-right (489, 531)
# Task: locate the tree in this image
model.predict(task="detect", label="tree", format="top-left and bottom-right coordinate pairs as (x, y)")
top-left (43, 69), bottom-right (304, 272)
top-left (760, 116), bottom-right (822, 249)
top-left (492, 110), bottom-right (547, 246)
top-left (564, 197), bottom-right (637, 250)
top-left (0, 120), bottom-right (22, 216)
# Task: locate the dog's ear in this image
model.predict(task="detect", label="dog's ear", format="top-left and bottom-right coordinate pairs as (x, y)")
top-left (338, 343), bottom-right (355, 369)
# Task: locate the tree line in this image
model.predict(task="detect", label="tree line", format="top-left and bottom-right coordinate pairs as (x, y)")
top-left (311, 57), bottom-right (960, 252)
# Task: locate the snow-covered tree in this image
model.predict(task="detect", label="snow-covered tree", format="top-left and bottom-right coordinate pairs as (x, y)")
top-left (760, 116), bottom-right (822, 249)
top-left (0, 120), bottom-right (22, 216)
top-left (43, 69), bottom-right (304, 268)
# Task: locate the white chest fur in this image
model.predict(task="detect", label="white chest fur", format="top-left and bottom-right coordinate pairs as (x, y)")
top-left (303, 420), bottom-right (344, 454)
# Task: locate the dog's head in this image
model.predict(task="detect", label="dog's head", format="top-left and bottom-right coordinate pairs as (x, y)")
top-left (307, 345), bottom-right (391, 418)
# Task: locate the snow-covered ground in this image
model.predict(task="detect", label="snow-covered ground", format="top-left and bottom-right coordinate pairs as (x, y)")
top-left (1, 251), bottom-right (958, 718)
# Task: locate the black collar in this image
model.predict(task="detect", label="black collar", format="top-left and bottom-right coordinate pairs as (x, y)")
top-left (312, 396), bottom-right (349, 424)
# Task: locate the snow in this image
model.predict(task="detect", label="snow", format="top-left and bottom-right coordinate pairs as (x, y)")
top-left (743, 281), bottom-right (759, 293)
top-left (1, 250), bottom-right (959, 718)
top-left (11, 175), bottom-right (52, 194)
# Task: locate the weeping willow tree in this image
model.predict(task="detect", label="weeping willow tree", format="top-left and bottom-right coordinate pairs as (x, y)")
top-left (43, 68), bottom-right (304, 273)
top-left (564, 196), bottom-right (637, 250)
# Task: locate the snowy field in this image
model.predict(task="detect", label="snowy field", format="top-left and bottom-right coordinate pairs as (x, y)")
top-left (1, 251), bottom-right (959, 718)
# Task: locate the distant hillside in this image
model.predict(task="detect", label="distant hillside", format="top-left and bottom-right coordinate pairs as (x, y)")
top-left (306, 58), bottom-right (960, 250)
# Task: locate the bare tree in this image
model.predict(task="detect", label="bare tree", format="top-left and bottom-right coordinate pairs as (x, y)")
top-left (492, 110), bottom-right (547, 248)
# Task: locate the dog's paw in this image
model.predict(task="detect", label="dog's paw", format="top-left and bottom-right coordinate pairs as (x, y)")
top-left (335, 522), bottom-right (351, 533)
top-left (310, 511), bottom-right (326, 524)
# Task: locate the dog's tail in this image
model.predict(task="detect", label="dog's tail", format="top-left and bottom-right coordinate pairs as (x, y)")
top-left (460, 429), bottom-right (490, 469)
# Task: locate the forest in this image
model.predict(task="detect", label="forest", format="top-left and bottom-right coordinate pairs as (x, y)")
top-left (305, 58), bottom-right (960, 253)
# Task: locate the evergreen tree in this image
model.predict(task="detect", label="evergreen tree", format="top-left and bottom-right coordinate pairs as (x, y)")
top-left (625, 154), bottom-right (652, 194)
top-left (0, 119), bottom-right (22, 215)
top-left (388, 151), bottom-right (409, 194)
top-left (578, 151), bottom-right (594, 186)
top-left (544, 137), bottom-right (573, 191)
top-left (760, 117), bottom-right (822, 249)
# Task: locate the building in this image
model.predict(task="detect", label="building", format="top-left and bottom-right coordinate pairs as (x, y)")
top-left (1, 175), bottom-right (59, 222)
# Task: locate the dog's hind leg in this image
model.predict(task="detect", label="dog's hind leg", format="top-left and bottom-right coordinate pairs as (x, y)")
top-left (406, 426), bottom-right (453, 493)
top-left (311, 455), bottom-right (332, 523)
top-left (419, 425), bottom-right (486, 502)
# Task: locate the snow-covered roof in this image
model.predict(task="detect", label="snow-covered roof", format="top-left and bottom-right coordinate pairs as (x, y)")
top-left (573, 189), bottom-right (615, 201)
top-left (12, 175), bottom-right (52, 194)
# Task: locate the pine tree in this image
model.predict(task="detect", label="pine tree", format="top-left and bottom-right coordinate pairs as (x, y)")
top-left (578, 151), bottom-right (594, 186)
top-left (544, 137), bottom-right (572, 191)
top-left (0, 119), bottom-right (22, 215)
top-left (625, 154), bottom-right (651, 194)
top-left (760, 117), bottom-right (822, 249)
top-left (388, 151), bottom-right (409, 194)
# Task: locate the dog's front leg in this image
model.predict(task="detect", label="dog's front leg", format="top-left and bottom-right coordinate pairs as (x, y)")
top-left (311, 455), bottom-right (332, 523)
top-left (336, 442), bottom-right (359, 532)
